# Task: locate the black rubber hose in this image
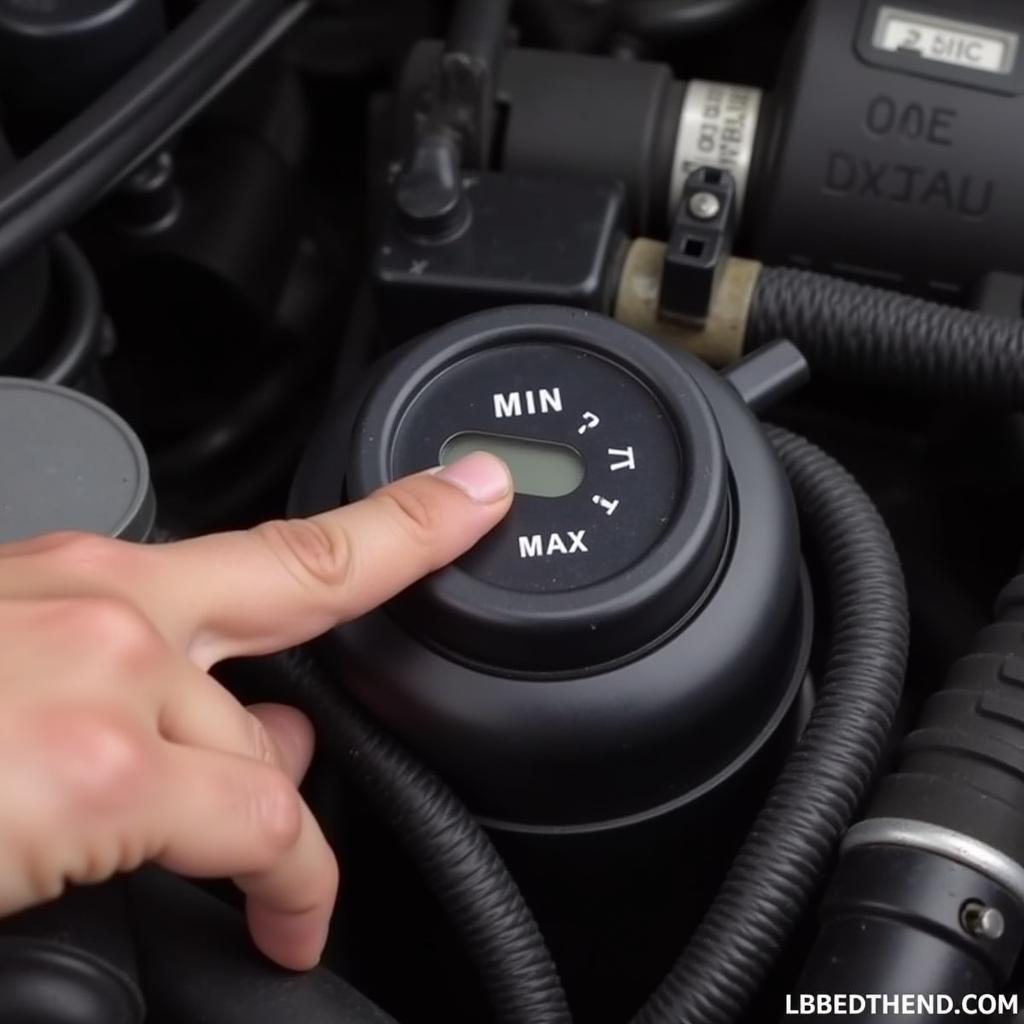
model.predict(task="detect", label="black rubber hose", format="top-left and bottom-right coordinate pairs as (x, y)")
top-left (792, 574), bottom-right (1024, 1012)
top-left (235, 647), bottom-right (572, 1024)
top-left (748, 266), bottom-right (1024, 406)
top-left (0, 0), bottom-right (306, 272)
top-left (633, 426), bottom-right (909, 1024)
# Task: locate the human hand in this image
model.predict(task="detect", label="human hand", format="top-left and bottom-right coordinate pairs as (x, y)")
top-left (0, 452), bottom-right (512, 970)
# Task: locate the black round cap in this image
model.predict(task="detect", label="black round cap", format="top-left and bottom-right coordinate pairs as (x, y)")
top-left (0, 378), bottom-right (155, 543)
top-left (291, 306), bottom-right (810, 830)
top-left (345, 306), bottom-right (730, 672)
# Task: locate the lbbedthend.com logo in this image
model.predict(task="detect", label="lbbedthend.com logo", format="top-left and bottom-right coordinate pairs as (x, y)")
top-left (784, 993), bottom-right (1019, 1016)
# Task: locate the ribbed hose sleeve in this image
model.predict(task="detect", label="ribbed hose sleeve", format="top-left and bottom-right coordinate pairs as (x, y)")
top-left (748, 267), bottom-right (1024, 405)
top-left (852, 570), bottom-right (1024, 892)
top-left (788, 572), bottom-right (1024, 1015)
top-left (633, 427), bottom-right (909, 1024)
top-left (241, 647), bottom-right (572, 1024)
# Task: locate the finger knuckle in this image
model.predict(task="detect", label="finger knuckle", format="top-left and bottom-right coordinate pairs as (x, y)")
top-left (60, 597), bottom-right (163, 670)
top-left (61, 826), bottom-right (151, 889)
top-left (20, 812), bottom-right (150, 900)
top-left (252, 769), bottom-right (303, 854)
top-left (376, 482), bottom-right (441, 547)
top-left (252, 518), bottom-right (353, 593)
top-left (45, 532), bottom-right (124, 575)
top-left (39, 710), bottom-right (155, 818)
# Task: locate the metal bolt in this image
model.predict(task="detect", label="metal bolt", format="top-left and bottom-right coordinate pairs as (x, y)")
top-left (961, 902), bottom-right (1005, 940)
top-left (687, 191), bottom-right (721, 221)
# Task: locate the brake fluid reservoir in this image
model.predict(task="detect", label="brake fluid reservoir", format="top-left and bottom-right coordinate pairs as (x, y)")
top-left (291, 306), bottom-right (811, 835)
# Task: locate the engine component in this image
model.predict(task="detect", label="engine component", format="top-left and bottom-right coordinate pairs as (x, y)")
top-left (292, 304), bottom-right (811, 832)
top-left (403, 0), bottom-right (510, 171)
top-left (752, 0), bottom-right (1024, 300)
top-left (400, 0), bottom-right (1024, 300)
top-left (375, 174), bottom-right (626, 340)
top-left (658, 165), bottom-right (738, 325)
top-left (6, 236), bottom-right (110, 391)
top-left (0, 137), bottom-right (110, 389)
top-left (0, 0), bottom-right (164, 146)
top-left (290, 311), bottom-right (911, 1022)
top-left (0, 0), bottom-right (306, 271)
top-left (745, 264), bottom-right (1024, 404)
top-left (615, 240), bottom-right (762, 365)
top-left (226, 647), bottom-right (573, 1024)
top-left (398, 41), bottom-right (762, 236)
top-left (0, 378), bottom-right (155, 543)
top-left (96, 120), bottom-right (304, 344)
top-left (616, 241), bottom-right (1024, 407)
top-left (0, 0), bottom-right (1012, 1018)
top-left (634, 425), bottom-right (910, 1024)
top-left (796, 571), bottom-right (1024, 1017)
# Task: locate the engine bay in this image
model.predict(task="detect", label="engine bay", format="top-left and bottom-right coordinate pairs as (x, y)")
top-left (3, 1), bottom-right (1024, 1021)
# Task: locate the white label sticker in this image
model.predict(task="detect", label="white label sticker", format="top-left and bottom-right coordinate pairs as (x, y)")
top-left (873, 6), bottom-right (1018, 75)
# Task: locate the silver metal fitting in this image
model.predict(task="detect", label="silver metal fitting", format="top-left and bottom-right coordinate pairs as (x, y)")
top-left (687, 191), bottom-right (722, 221)
top-left (961, 902), bottom-right (1006, 940)
top-left (842, 818), bottom-right (1024, 908)
top-left (669, 80), bottom-right (762, 221)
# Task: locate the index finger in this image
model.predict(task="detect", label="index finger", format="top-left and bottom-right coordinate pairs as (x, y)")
top-left (139, 452), bottom-right (512, 667)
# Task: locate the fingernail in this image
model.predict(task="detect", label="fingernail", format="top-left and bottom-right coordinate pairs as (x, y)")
top-left (434, 451), bottom-right (512, 504)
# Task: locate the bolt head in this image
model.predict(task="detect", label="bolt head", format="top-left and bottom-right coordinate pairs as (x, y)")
top-left (962, 902), bottom-right (1006, 940)
top-left (687, 191), bottom-right (722, 221)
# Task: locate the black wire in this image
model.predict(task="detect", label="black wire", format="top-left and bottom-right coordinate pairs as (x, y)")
top-left (749, 266), bottom-right (1024, 407)
top-left (617, 0), bottom-right (766, 37)
top-left (223, 648), bottom-right (573, 1024)
top-left (0, 0), bottom-right (308, 273)
top-left (633, 426), bottom-right (908, 1024)
top-left (36, 236), bottom-right (105, 387)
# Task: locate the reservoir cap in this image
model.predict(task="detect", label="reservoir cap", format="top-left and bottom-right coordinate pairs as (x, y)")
top-left (346, 307), bottom-right (730, 671)
top-left (0, 378), bottom-right (155, 543)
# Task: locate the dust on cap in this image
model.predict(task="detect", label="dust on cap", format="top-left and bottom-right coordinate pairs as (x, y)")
top-left (0, 378), bottom-right (155, 543)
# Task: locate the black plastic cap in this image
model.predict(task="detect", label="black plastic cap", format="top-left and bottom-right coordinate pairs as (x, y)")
top-left (347, 306), bottom-right (729, 671)
top-left (291, 306), bottom-right (809, 830)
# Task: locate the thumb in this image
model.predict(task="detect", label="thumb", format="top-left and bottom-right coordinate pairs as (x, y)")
top-left (247, 703), bottom-right (316, 782)
top-left (142, 451), bottom-right (513, 667)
